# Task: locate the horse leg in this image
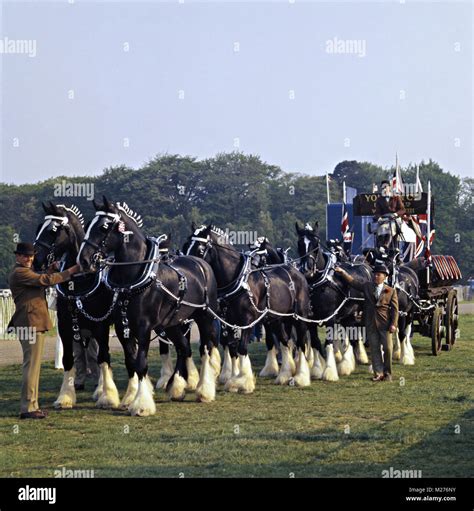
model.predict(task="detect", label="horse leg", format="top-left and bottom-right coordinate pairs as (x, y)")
top-left (322, 323), bottom-right (339, 382)
top-left (293, 320), bottom-right (311, 387)
top-left (165, 326), bottom-right (190, 402)
top-left (355, 323), bottom-right (369, 364)
top-left (275, 321), bottom-right (296, 385)
top-left (400, 316), bottom-right (415, 366)
top-left (309, 325), bottom-right (326, 380)
top-left (224, 327), bottom-right (255, 394)
top-left (95, 323), bottom-right (120, 409)
top-left (128, 324), bottom-right (156, 416)
top-left (154, 338), bottom-right (174, 390)
top-left (195, 314), bottom-right (219, 402)
top-left (218, 328), bottom-right (233, 385)
top-left (337, 322), bottom-right (356, 376)
top-left (116, 327), bottom-right (139, 409)
top-left (393, 326), bottom-right (401, 361)
top-left (53, 312), bottom-right (77, 409)
top-left (259, 322), bottom-right (279, 378)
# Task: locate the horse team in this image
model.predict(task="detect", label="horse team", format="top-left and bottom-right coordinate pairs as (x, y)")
top-left (33, 198), bottom-right (420, 416)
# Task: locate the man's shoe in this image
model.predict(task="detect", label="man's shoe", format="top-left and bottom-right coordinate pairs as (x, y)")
top-left (371, 374), bottom-right (385, 382)
top-left (74, 384), bottom-right (85, 391)
top-left (20, 410), bottom-right (47, 420)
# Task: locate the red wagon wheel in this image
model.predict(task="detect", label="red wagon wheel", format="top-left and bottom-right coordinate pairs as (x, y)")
top-left (431, 305), bottom-right (444, 356)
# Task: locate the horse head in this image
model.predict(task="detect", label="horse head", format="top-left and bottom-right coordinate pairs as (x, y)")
top-left (34, 202), bottom-right (85, 271)
top-left (77, 195), bottom-right (143, 272)
top-left (295, 221), bottom-right (321, 277)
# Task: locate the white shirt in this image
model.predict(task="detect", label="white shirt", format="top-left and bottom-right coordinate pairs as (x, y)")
top-left (375, 283), bottom-right (384, 300)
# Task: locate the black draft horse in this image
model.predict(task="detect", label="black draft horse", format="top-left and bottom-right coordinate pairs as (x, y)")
top-left (78, 198), bottom-right (221, 416)
top-left (295, 221), bottom-right (372, 381)
top-left (34, 202), bottom-right (138, 410)
top-left (184, 224), bottom-right (312, 389)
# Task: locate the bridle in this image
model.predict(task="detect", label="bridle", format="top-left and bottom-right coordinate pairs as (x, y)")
top-left (34, 215), bottom-right (70, 266)
top-left (79, 211), bottom-right (123, 269)
top-left (298, 233), bottom-right (321, 278)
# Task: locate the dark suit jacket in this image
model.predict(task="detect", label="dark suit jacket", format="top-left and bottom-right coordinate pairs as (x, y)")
top-left (374, 195), bottom-right (406, 220)
top-left (343, 275), bottom-right (399, 331)
top-left (8, 264), bottom-right (71, 332)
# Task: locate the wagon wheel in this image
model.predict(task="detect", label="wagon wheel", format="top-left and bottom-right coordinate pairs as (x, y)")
top-left (431, 306), bottom-right (443, 356)
top-left (445, 290), bottom-right (459, 347)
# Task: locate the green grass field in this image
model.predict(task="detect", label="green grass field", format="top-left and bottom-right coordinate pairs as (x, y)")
top-left (1, 317), bottom-right (473, 478)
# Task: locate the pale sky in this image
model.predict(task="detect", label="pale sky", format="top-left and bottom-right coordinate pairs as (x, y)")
top-left (1, 0), bottom-right (472, 184)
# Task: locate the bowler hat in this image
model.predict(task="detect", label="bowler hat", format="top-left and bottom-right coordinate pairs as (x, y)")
top-left (374, 263), bottom-right (389, 275)
top-left (14, 242), bottom-right (36, 256)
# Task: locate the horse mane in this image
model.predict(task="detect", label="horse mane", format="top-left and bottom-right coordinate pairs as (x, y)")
top-left (210, 225), bottom-right (232, 245)
top-left (115, 202), bottom-right (143, 228)
top-left (56, 204), bottom-right (84, 227)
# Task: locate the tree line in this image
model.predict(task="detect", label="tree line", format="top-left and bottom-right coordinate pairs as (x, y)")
top-left (0, 152), bottom-right (472, 287)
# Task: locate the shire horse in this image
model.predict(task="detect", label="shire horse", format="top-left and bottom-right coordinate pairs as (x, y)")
top-left (295, 222), bottom-right (371, 381)
top-left (78, 197), bottom-right (221, 416)
top-left (34, 203), bottom-right (136, 410)
top-left (184, 224), bottom-right (312, 389)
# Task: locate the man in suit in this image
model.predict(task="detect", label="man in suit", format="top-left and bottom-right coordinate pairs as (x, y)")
top-left (374, 180), bottom-right (406, 220)
top-left (8, 242), bottom-right (80, 419)
top-left (334, 263), bottom-right (399, 382)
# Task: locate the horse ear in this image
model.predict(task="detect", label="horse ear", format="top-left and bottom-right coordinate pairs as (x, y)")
top-left (102, 195), bottom-right (111, 210)
top-left (92, 199), bottom-right (101, 211)
top-left (314, 221), bottom-right (319, 232)
top-left (42, 202), bottom-right (50, 213)
top-left (49, 202), bottom-right (60, 215)
top-left (191, 221), bottom-right (197, 232)
top-left (295, 222), bottom-right (303, 235)
top-left (168, 232), bottom-right (172, 241)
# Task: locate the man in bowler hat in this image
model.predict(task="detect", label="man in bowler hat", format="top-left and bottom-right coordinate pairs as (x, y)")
top-left (335, 263), bottom-right (399, 381)
top-left (8, 242), bottom-right (80, 419)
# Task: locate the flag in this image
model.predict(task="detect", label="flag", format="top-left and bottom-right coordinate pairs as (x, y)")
top-left (341, 202), bottom-right (352, 243)
top-left (415, 165), bottom-right (423, 193)
top-left (392, 153), bottom-right (404, 194)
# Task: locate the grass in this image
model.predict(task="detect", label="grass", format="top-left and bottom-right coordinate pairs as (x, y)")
top-left (0, 317), bottom-right (473, 478)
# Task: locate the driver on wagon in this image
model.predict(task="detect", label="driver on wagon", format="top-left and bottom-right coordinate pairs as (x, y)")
top-left (374, 180), bottom-right (406, 221)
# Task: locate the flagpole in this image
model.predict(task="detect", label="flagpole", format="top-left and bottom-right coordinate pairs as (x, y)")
top-left (343, 181), bottom-right (346, 204)
top-left (326, 173), bottom-right (331, 204)
top-left (427, 180), bottom-right (431, 284)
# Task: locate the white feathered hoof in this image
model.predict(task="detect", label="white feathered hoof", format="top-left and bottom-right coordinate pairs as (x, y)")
top-left (209, 347), bottom-right (221, 379)
top-left (293, 349), bottom-right (311, 387)
top-left (275, 344), bottom-right (295, 385)
top-left (334, 349), bottom-right (343, 363)
top-left (259, 346), bottom-right (279, 378)
top-left (96, 363), bottom-right (120, 409)
top-left (393, 348), bottom-right (401, 361)
top-left (306, 344), bottom-right (314, 369)
top-left (224, 355), bottom-right (255, 394)
top-left (128, 378), bottom-right (156, 417)
top-left (120, 374), bottom-right (139, 409)
top-left (218, 346), bottom-right (233, 385)
top-left (401, 339), bottom-right (415, 366)
top-left (356, 339), bottom-right (369, 364)
top-left (338, 344), bottom-right (355, 376)
top-left (310, 349), bottom-right (326, 380)
top-left (54, 369), bottom-right (77, 409)
top-left (322, 345), bottom-right (339, 382)
top-left (185, 357), bottom-right (200, 391)
top-left (92, 368), bottom-right (104, 401)
top-left (156, 353), bottom-right (174, 390)
top-left (196, 348), bottom-right (216, 403)
top-left (167, 372), bottom-right (187, 401)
